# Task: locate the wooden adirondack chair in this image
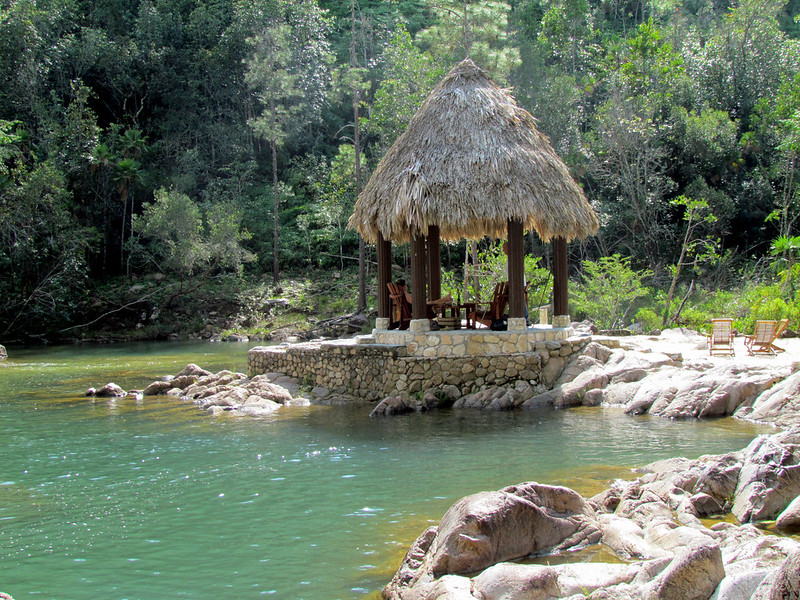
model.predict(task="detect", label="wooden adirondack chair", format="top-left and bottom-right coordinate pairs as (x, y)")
top-left (745, 319), bottom-right (785, 355)
top-left (387, 282), bottom-right (411, 330)
top-left (771, 318), bottom-right (790, 353)
top-left (707, 318), bottom-right (735, 356)
top-left (744, 320), bottom-right (777, 355)
top-left (470, 281), bottom-right (510, 328)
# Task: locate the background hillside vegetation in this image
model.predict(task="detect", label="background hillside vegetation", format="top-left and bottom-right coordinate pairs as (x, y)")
top-left (1, 0), bottom-right (799, 342)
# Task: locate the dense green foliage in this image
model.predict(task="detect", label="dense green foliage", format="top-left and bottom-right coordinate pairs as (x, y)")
top-left (1, 0), bottom-right (799, 340)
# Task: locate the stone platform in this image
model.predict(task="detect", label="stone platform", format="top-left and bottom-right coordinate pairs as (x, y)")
top-left (248, 322), bottom-right (590, 402)
top-left (371, 321), bottom-right (575, 358)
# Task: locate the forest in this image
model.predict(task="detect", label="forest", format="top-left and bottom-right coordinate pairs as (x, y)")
top-left (1, 0), bottom-right (799, 341)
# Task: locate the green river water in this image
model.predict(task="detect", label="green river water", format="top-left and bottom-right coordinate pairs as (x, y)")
top-left (0, 341), bottom-right (773, 599)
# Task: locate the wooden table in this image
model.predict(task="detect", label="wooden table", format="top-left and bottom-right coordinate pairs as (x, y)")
top-left (459, 302), bottom-right (476, 329)
top-left (435, 303), bottom-right (461, 329)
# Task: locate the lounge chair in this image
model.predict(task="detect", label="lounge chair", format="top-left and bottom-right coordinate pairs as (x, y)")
top-left (707, 318), bottom-right (735, 356)
top-left (470, 282), bottom-right (510, 329)
top-left (387, 282), bottom-right (411, 330)
top-left (745, 319), bottom-right (787, 355)
top-left (772, 318), bottom-right (790, 353)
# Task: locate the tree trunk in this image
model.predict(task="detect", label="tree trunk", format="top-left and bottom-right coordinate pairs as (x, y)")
top-left (661, 207), bottom-right (694, 328)
top-left (271, 136), bottom-right (279, 286)
top-left (120, 190), bottom-right (127, 274)
top-left (352, 0), bottom-right (367, 314)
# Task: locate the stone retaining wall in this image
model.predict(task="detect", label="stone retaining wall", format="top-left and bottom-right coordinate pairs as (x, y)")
top-left (248, 334), bottom-right (591, 402)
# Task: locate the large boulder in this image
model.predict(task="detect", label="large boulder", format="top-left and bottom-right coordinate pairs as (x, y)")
top-left (243, 375), bottom-right (293, 403)
top-left (648, 365), bottom-right (782, 419)
top-left (427, 485), bottom-right (598, 577)
top-left (142, 380), bottom-right (174, 396)
top-left (750, 548), bottom-right (800, 600)
top-left (732, 429), bottom-right (800, 522)
top-left (175, 363), bottom-right (212, 378)
top-left (775, 495), bottom-right (800, 533)
top-left (710, 571), bottom-right (770, 600)
top-left (712, 522), bottom-right (800, 577)
top-left (642, 541), bottom-right (725, 600)
top-left (370, 396), bottom-right (419, 417)
top-left (598, 513), bottom-right (670, 560)
top-left (742, 371), bottom-right (800, 429)
top-left (471, 563), bottom-right (560, 600)
top-left (383, 483), bottom-right (601, 600)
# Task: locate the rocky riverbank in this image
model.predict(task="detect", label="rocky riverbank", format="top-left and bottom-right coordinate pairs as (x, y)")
top-left (377, 328), bottom-right (800, 600)
top-left (370, 327), bottom-right (800, 425)
top-left (383, 427), bottom-right (800, 600)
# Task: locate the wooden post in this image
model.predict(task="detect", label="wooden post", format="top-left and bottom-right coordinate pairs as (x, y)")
top-left (377, 232), bottom-right (392, 319)
top-left (410, 230), bottom-right (428, 320)
top-left (553, 236), bottom-right (568, 316)
top-left (507, 219), bottom-right (525, 318)
top-left (427, 225), bottom-right (441, 302)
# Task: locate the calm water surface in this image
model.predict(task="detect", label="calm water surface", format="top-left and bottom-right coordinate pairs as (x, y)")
top-left (0, 341), bottom-right (773, 599)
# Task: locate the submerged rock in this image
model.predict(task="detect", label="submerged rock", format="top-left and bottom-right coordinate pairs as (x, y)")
top-left (90, 382), bottom-right (127, 397)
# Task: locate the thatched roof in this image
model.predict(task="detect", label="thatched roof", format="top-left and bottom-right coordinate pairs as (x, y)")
top-left (349, 59), bottom-right (599, 243)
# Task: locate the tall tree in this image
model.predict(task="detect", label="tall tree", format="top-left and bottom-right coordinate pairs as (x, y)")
top-left (351, 0), bottom-right (367, 314)
top-left (246, 22), bottom-right (299, 285)
top-left (416, 0), bottom-right (520, 84)
top-left (364, 26), bottom-right (443, 160)
top-left (244, 0), bottom-right (332, 286)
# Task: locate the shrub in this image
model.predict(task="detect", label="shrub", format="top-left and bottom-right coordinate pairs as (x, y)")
top-left (572, 254), bottom-right (653, 329)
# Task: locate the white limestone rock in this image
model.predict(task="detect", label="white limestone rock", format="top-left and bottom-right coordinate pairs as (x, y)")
top-left (775, 494), bottom-right (800, 533)
top-left (750, 548), bottom-right (800, 600)
top-left (471, 563), bottom-right (560, 600)
top-left (641, 541), bottom-right (725, 600)
top-left (709, 571), bottom-right (771, 600)
top-left (732, 429), bottom-right (800, 522)
top-left (743, 371), bottom-right (800, 429)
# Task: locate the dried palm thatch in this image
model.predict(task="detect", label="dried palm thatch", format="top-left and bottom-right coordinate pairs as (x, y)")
top-left (349, 59), bottom-right (599, 243)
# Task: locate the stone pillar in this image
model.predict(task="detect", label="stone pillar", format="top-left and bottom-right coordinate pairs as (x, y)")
top-left (427, 225), bottom-right (441, 302)
top-left (552, 315), bottom-right (571, 328)
top-left (507, 219), bottom-right (525, 319)
top-left (410, 230), bottom-right (428, 320)
top-left (508, 317), bottom-right (528, 331)
top-left (377, 231), bottom-right (392, 320)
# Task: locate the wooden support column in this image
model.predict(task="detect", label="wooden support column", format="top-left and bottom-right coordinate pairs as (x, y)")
top-left (507, 219), bottom-right (525, 319)
top-left (552, 236), bottom-right (568, 316)
top-left (410, 230), bottom-right (428, 320)
top-left (376, 232), bottom-right (392, 319)
top-left (427, 225), bottom-right (441, 302)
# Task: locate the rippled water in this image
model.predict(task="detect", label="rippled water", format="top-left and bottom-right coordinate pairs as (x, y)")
top-left (0, 341), bottom-right (773, 599)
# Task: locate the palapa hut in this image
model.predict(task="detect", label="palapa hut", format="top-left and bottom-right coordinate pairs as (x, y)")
top-left (349, 58), bottom-right (599, 329)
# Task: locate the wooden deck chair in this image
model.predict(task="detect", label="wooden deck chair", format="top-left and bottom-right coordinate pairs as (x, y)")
top-left (745, 319), bottom-right (782, 355)
top-left (771, 318), bottom-right (790, 353)
top-left (387, 282), bottom-right (411, 330)
top-left (470, 282), bottom-right (510, 329)
top-left (707, 318), bottom-right (735, 356)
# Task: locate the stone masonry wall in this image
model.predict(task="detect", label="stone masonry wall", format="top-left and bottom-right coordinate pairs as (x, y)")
top-left (248, 335), bottom-right (591, 402)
